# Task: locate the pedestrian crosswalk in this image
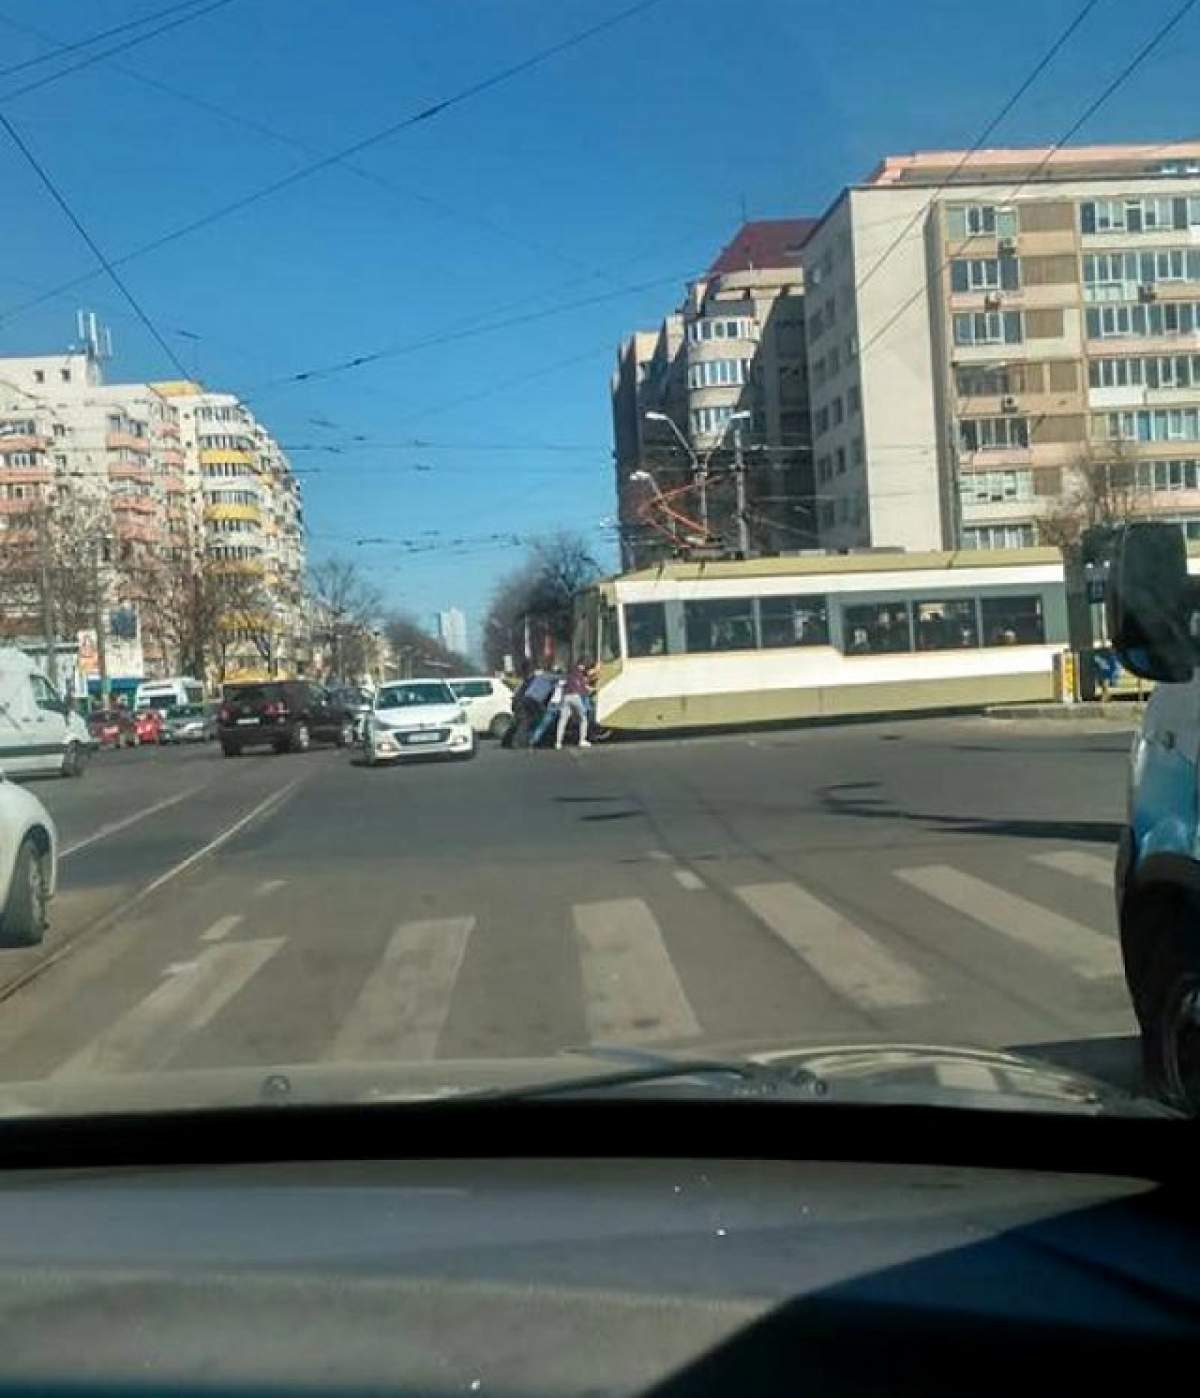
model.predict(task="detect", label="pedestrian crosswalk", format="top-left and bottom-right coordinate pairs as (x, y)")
top-left (25, 845), bottom-right (1132, 1081)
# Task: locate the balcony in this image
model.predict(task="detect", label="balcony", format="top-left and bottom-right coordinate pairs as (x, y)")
top-left (108, 463), bottom-right (156, 484)
top-left (0, 498), bottom-right (41, 515)
top-left (112, 495), bottom-right (158, 517)
top-left (160, 447), bottom-right (186, 468)
top-left (114, 518), bottom-right (164, 545)
top-left (0, 434), bottom-right (50, 453)
top-left (205, 503), bottom-right (262, 525)
top-left (161, 472), bottom-right (188, 494)
top-left (106, 432), bottom-right (151, 453)
top-left (199, 448), bottom-right (256, 467)
top-left (0, 466), bottom-right (51, 485)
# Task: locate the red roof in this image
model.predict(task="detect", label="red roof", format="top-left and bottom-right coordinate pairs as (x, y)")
top-left (706, 219), bottom-right (818, 275)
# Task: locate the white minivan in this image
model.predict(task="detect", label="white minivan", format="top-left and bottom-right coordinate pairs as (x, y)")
top-left (135, 676), bottom-right (205, 713)
top-left (0, 649), bottom-right (93, 778)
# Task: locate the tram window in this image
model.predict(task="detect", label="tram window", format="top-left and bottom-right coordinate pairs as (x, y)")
top-left (914, 598), bottom-right (979, 650)
top-left (842, 602), bottom-right (913, 654)
top-left (760, 595), bottom-right (829, 648)
top-left (625, 602), bottom-right (669, 657)
top-left (684, 598), bottom-right (757, 652)
top-left (599, 605), bottom-right (620, 663)
top-left (980, 594), bottom-right (1045, 646)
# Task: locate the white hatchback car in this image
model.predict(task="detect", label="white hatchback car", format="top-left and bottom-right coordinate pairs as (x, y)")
top-left (448, 676), bottom-right (514, 739)
top-left (0, 776), bottom-right (56, 947)
top-left (364, 680), bottom-right (476, 766)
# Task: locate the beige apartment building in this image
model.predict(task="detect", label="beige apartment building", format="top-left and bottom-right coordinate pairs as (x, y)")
top-left (611, 220), bottom-right (815, 568)
top-left (0, 327), bottom-right (306, 690)
top-left (801, 142), bottom-right (1200, 552)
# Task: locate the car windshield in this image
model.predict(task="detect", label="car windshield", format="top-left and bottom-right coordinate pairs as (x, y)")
top-left (376, 683), bottom-right (455, 709)
top-left (0, 0), bottom-right (1188, 1147)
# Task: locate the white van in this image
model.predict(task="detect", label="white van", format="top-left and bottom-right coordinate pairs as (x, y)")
top-left (0, 649), bottom-right (93, 778)
top-left (135, 676), bottom-right (205, 713)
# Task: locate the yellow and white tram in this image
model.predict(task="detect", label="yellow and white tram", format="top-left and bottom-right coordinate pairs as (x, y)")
top-left (575, 549), bottom-right (1071, 732)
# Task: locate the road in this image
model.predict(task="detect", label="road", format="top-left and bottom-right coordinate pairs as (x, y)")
top-left (0, 715), bottom-right (1142, 1094)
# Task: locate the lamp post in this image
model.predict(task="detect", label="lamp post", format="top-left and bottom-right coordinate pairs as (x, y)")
top-left (644, 411), bottom-right (708, 534)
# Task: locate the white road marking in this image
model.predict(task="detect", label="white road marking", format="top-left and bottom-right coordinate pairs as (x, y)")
top-left (1032, 849), bottom-right (1112, 887)
top-left (647, 850), bottom-right (671, 862)
top-left (61, 786), bottom-right (204, 858)
top-left (573, 898), bottom-right (700, 1043)
top-left (53, 938), bottom-right (284, 1077)
top-left (200, 914), bottom-right (244, 943)
top-left (254, 879), bottom-right (287, 897)
top-left (674, 869), bottom-right (705, 891)
top-left (736, 882), bottom-right (931, 1010)
top-left (328, 917), bottom-right (475, 1062)
top-left (895, 865), bottom-right (1118, 980)
top-left (139, 779), bottom-right (304, 899)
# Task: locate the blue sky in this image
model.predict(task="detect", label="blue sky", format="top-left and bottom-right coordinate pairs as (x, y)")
top-left (0, 0), bottom-right (1196, 649)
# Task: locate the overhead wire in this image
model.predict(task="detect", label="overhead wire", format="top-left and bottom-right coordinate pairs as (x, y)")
top-left (0, 0), bottom-right (671, 329)
top-left (857, 0), bottom-right (1200, 364)
top-left (851, 0), bottom-right (1102, 297)
top-left (0, 0), bottom-right (216, 81)
top-left (0, 108), bottom-right (192, 377)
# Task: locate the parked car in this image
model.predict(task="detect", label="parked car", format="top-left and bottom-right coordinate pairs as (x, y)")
top-left (0, 776), bottom-right (56, 946)
top-left (86, 707), bottom-right (139, 750)
top-left (363, 680), bottom-right (476, 766)
top-left (449, 675), bottom-right (514, 738)
top-left (133, 709), bottom-right (165, 745)
top-left (218, 681), bottom-right (355, 756)
top-left (0, 648), bottom-right (94, 778)
top-left (160, 704), bottom-right (212, 744)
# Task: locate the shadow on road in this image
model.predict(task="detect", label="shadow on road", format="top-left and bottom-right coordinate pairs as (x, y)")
top-left (817, 787), bottom-right (1122, 844)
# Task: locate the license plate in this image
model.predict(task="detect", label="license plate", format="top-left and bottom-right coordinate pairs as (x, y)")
top-left (405, 732), bottom-right (441, 744)
top-left (236, 717), bottom-right (260, 726)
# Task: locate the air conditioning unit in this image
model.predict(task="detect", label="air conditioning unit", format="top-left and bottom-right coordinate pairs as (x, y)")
top-left (998, 236), bottom-right (1016, 254)
top-left (984, 291), bottom-right (1003, 310)
top-left (1138, 283), bottom-right (1157, 303)
top-left (1001, 395), bottom-right (1019, 413)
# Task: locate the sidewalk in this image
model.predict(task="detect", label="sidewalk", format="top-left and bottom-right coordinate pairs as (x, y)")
top-left (985, 701), bottom-right (1145, 721)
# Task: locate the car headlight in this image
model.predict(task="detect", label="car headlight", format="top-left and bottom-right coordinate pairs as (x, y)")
top-left (453, 711), bottom-right (470, 726)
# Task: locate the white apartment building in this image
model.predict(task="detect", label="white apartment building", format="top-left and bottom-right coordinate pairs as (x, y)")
top-left (801, 142), bottom-right (1200, 552)
top-left (436, 607), bottom-right (467, 657)
top-left (0, 327), bottom-right (306, 689)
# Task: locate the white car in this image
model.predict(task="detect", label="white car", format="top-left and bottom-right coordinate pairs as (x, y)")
top-left (364, 680), bottom-right (477, 766)
top-left (0, 777), bottom-right (56, 947)
top-left (449, 676), bottom-right (514, 739)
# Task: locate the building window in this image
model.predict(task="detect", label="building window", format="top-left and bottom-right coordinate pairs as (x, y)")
top-left (832, 396), bottom-right (844, 426)
top-left (819, 500), bottom-right (835, 529)
top-left (950, 256), bottom-right (1020, 292)
top-left (914, 599), bottom-right (979, 650)
top-left (842, 602), bottom-right (912, 654)
top-left (683, 598), bottom-right (756, 652)
top-left (835, 446), bottom-right (846, 474)
top-left (959, 417), bottom-right (1030, 451)
top-left (33, 370), bottom-right (44, 384)
top-left (759, 595), bottom-right (829, 648)
top-left (691, 404), bottom-right (738, 435)
top-left (817, 454), bottom-right (832, 484)
top-left (1080, 196), bottom-right (1193, 235)
top-left (953, 311), bottom-right (1022, 346)
top-left (1089, 355), bottom-right (1200, 390)
top-left (829, 346), bottom-right (840, 374)
top-left (851, 436), bottom-right (864, 467)
top-left (980, 594), bottom-right (1045, 645)
top-left (815, 406), bottom-right (830, 436)
top-left (687, 317), bottom-right (755, 343)
top-left (947, 205), bottom-right (1018, 239)
top-left (1105, 408), bottom-right (1200, 443)
top-left (959, 468), bottom-right (1033, 503)
top-left (962, 524), bottom-right (1037, 549)
top-left (686, 358), bottom-right (752, 389)
top-left (60, 369), bottom-right (70, 383)
top-left (1085, 301), bottom-right (1200, 340)
top-left (624, 602), bottom-right (669, 657)
top-left (848, 384), bottom-right (861, 414)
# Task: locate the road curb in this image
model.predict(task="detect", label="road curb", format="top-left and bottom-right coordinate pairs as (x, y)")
top-left (985, 702), bottom-right (1144, 721)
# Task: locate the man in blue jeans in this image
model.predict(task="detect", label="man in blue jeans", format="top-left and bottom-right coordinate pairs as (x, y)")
top-left (555, 659), bottom-right (591, 750)
top-left (529, 672), bottom-right (564, 749)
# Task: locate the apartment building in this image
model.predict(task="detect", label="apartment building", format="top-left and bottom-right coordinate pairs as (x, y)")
top-left (155, 382), bottom-right (308, 680)
top-left (801, 141), bottom-right (1200, 552)
top-left (611, 219), bottom-right (816, 568)
top-left (0, 328), bottom-right (306, 688)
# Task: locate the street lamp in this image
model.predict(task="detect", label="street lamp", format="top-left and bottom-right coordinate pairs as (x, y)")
top-left (644, 410), bottom-right (708, 532)
top-left (719, 412), bottom-right (753, 557)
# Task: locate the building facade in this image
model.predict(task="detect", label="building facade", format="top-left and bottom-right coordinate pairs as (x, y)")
top-left (611, 220), bottom-right (816, 568)
top-left (800, 142), bottom-right (1200, 553)
top-left (0, 329), bottom-right (306, 692)
top-left (436, 607), bottom-right (467, 657)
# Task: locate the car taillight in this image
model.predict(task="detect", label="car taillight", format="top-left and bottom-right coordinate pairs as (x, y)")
top-left (218, 706), bottom-right (233, 723)
top-left (263, 701), bottom-right (288, 719)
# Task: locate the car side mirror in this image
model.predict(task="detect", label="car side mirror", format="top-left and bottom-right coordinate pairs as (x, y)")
top-left (1103, 522), bottom-right (1196, 683)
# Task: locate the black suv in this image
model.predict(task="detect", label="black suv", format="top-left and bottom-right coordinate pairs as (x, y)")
top-left (218, 682), bottom-right (354, 757)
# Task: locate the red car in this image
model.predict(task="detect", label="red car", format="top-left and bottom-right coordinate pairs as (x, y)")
top-left (86, 708), bottom-right (138, 749)
top-left (133, 710), bottom-right (165, 745)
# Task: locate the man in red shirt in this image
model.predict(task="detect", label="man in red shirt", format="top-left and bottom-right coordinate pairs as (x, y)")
top-left (555, 659), bottom-right (592, 750)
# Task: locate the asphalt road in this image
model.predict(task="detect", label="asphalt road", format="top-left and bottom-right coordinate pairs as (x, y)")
top-left (0, 715), bottom-right (1143, 1095)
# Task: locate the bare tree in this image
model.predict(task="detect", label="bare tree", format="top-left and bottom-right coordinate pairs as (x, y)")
top-left (383, 611), bottom-right (470, 678)
top-left (1037, 440), bottom-right (1148, 550)
top-left (481, 532), bottom-right (602, 670)
top-left (308, 556), bottom-right (383, 679)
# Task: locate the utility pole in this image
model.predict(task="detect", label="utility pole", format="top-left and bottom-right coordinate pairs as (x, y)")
top-left (93, 541), bottom-right (109, 706)
top-left (733, 422), bottom-right (751, 558)
top-left (35, 509), bottom-right (57, 687)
